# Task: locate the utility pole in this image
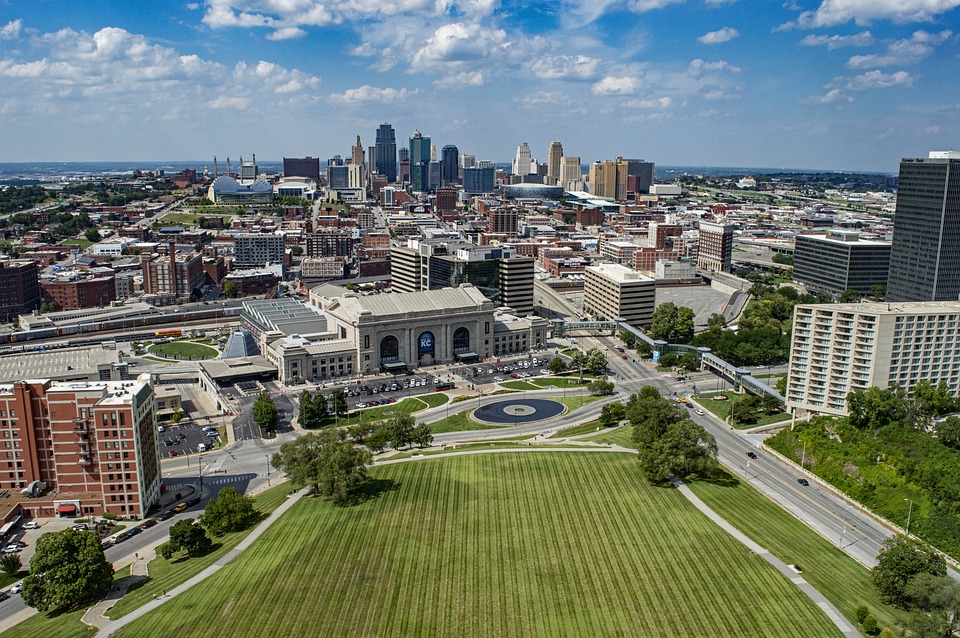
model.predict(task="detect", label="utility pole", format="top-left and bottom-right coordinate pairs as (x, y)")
top-left (905, 498), bottom-right (913, 535)
top-left (266, 454), bottom-right (271, 487)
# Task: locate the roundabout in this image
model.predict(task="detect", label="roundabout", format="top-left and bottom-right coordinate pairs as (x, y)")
top-left (472, 398), bottom-right (566, 425)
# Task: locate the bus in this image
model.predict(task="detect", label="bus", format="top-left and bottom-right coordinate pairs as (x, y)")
top-left (435, 382), bottom-right (455, 391)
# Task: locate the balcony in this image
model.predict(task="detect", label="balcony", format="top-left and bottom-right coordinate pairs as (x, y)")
top-left (79, 456), bottom-right (93, 466)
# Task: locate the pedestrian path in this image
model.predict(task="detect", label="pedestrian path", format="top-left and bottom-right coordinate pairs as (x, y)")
top-left (82, 540), bottom-right (165, 631)
top-left (95, 486), bottom-right (309, 638)
top-left (673, 478), bottom-right (861, 638)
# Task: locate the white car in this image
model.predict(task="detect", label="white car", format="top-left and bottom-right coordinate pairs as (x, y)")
top-left (493, 376), bottom-right (504, 382)
top-left (157, 425), bottom-right (166, 433)
top-left (11, 581), bottom-right (23, 594)
top-left (695, 409), bottom-right (705, 415)
top-left (22, 521), bottom-right (40, 530)
top-left (1, 545), bottom-right (21, 555)
top-left (540, 369), bottom-right (549, 375)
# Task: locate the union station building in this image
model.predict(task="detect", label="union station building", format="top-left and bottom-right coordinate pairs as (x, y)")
top-left (242, 284), bottom-right (549, 385)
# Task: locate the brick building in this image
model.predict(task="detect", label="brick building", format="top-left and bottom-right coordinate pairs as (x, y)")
top-left (41, 269), bottom-right (117, 310)
top-left (0, 374), bottom-right (160, 519)
top-left (0, 260), bottom-right (41, 321)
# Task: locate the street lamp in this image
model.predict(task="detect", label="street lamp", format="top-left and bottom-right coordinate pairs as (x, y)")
top-left (265, 454), bottom-right (271, 487)
top-left (905, 498), bottom-right (913, 535)
top-left (198, 455), bottom-right (203, 494)
top-left (839, 504), bottom-right (853, 547)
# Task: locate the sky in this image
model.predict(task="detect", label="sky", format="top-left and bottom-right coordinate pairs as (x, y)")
top-left (1, 0), bottom-right (959, 172)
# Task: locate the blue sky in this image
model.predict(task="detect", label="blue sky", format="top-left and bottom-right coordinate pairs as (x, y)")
top-left (1, 0), bottom-right (959, 172)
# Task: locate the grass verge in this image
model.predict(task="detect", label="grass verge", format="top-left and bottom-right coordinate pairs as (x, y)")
top-left (694, 392), bottom-right (791, 429)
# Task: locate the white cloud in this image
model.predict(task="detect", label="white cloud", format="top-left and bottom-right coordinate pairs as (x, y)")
top-left (705, 0), bottom-right (736, 5)
top-left (846, 29), bottom-right (951, 68)
top-left (561, 0), bottom-right (683, 25)
top-left (592, 75), bottom-right (643, 95)
top-left (327, 85), bottom-right (417, 103)
top-left (840, 69), bottom-right (915, 90)
top-left (208, 95), bottom-right (251, 109)
top-left (799, 31), bottom-right (874, 48)
top-left (803, 88), bottom-right (854, 103)
top-left (411, 22), bottom-right (507, 69)
top-left (433, 71), bottom-right (485, 87)
top-left (0, 19), bottom-right (22, 40)
top-left (622, 96), bottom-right (673, 109)
top-left (698, 27), bottom-right (739, 44)
top-left (531, 55), bottom-right (600, 81)
top-left (516, 91), bottom-right (573, 107)
top-left (790, 0), bottom-right (960, 28)
top-left (688, 58), bottom-right (742, 76)
top-left (267, 26), bottom-right (307, 40)
top-left (186, 3), bottom-right (200, 9)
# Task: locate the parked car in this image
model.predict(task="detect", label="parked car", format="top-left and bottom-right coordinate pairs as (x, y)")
top-left (72, 523), bottom-right (88, 531)
top-left (172, 503), bottom-right (188, 513)
top-left (11, 581), bottom-right (23, 595)
top-left (22, 521), bottom-right (40, 530)
top-left (1, 545), bottom-right (21, 555)
top-left (158, 510), bottom-right (174, 521)
top-left (168, 450), bottom-right (178, 457)
top-left (186, 497), bottom-right (201, 507)
top-left (0, 590), bottom-right (9, 601)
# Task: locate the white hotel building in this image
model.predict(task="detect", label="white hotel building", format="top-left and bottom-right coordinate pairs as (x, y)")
top-left (786, 301), bottom-right (960, 416)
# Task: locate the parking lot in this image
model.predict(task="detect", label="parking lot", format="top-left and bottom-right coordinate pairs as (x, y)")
top-left (157, 422), bottom-right (223, 458)
top-left (452, 354), bottom-right (555, 386)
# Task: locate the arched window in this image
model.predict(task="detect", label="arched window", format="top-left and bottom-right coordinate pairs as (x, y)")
top-left (380, 335), bottom-right (399, 362)
top-left (453, 327), bottom-right (470, 353)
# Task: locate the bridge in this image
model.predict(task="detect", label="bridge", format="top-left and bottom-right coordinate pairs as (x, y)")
top-left (549, 318), bottom-right (784, 402)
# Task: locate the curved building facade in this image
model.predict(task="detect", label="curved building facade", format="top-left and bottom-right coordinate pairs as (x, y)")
top-left (208, 176), bottom-right (274, 205)
top-left (502, 183), bottom-right (564, 200)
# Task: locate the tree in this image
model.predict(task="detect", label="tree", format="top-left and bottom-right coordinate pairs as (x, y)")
top-left (272, 430), bottom-right (372, 504)
top-left (20, 529), bottom-right (113, 612)
top-left (913, 380), bottom-right (956, 418)
top-left (84, 227), bottom-right (101, 243)
top-left (570, 350), bottom-right (588, 382)
top-left (365, 428), bottom-right (391, 453)
top-left (937, 416), bottom-right (960, 449)
top-left (330, 389), bottom-right (348, 417)
top-left (905, 573), bottom-right (960, 637)
top-left (548, 357), bottom-right (567, 375)
top-left (588, 377), bottom-right (615, 396)
top-left (39, 301), bottom-right (60, 314)
top-left (839, 288), bottom-right (863, 303)
top-left (201, 487), bottom-right (258, 536)
top-left (629, 389), bottom-right (717, 482)
top-left (412, 423), bottom-right (434, 448)
top-left (222, 281), bottom-right (238, 298)
top-left (650, 302), bottom-right (678, 340)
top-left (584, 348), bottom-right (608, 376)
top-left (872, 535), bottom-right (946, 606)
top-left (675, 306), bottom-right (695, 343)
top-left (599, 403), bottom-right (626, 427)
top-left (387, 415), bottom-right (415, 449)
top-left (290, 245), bottom-right (304, 256)
top-left (171, 407), bottom-right (184, 423)
top-left (847, 386), bottom-right (908, 431)
top-left (707, 313), bottom-right (727, 334)
top-left (0, 553), bottom-right (21, 577)
top-left (168, 519), bottom-right (213, 557)
top-left (298, 390), bottom-right (326, 429)
top-left (760, 393), bottom-right (784, 415)
top-left (617, 330), bottom-right (636, 348)
top-left (252, 391), bottom-right (278, 434)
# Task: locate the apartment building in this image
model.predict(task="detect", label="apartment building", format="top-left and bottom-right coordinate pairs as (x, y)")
top-left (696, 222), bottom-right (735, 273)
top-left (0, 374), bottom-right (160, 519)
top-left (786, 301), bottom-right (960, 416)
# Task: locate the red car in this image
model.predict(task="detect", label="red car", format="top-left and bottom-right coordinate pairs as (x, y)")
top-left (168, 450), bottom-right (178, 457)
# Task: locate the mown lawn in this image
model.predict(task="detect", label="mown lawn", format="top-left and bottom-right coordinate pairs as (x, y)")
top-left (690, 469), bottom-right (910, 634)
top-left (147, 341), bottom-right (218, 360)
top-left (105, 483), bottom-right (292, 620)
top-left (313, 394), bottom-right (448, 428)
top-left (549, 418), bottom-right (604, 438)
top-left (114, 454), bottom-right (843, 638)
top-left (585, 426), bottom-right (635, 448)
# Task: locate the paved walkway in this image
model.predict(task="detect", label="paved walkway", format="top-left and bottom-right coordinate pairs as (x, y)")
top-left (96, 486), bottom-right (309, 638)
top-left (673, 478), bottom-right (861, 638)
top-left (82, 539), bottom-right (164, 631)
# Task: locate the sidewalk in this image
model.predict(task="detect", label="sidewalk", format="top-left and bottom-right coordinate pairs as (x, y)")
top-left (96, 486), bottom-right (310, 638)
top-left (82, 540), bottom-right (164, 631)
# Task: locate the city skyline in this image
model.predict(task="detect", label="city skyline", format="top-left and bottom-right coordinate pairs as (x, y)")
top-left (0, 1), bottom-right (959, 171)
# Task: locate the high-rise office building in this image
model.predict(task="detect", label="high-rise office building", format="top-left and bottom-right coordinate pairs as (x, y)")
top-left (513, 142), bottom-right (532, 176)
top-left (547, 141), bottom-right (563, 185)
top-left (375, 123), bottom-right (397, 182)
top-left (410, 131), bottom-right (431, 192)
top-left (350, 135), bottom-right (364, 166)
top-left (463, 161), bottom-right (496, 194)
top-left (560, 156), bottom-right (582, 191)
top-left (0, 260), bottom-right (41, 321)
top-left (441, 145), bottom-right (459, 186)
top-left (583, 263), bottom-right (656, 329)
top-left (697, 221), bottom-right (736, 272)
top-left (283, 157), bottom-right (321, 183)
top-left (793, 231), bottom-right (891, 296)
top-left (429, 161), bottom-right (442, 192)
top-left (887, 151), bottom-right (960, 302)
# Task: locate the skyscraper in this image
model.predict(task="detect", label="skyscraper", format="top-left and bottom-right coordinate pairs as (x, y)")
top-left (375, 123), bottom-right (397, 182)
top-left (560, 156), bottom-right (582, 190)
top-left (441, 145), bottom-right (459, 186)
top-left (410, 131), bottom-right (431, 192)
top-left (887, 151), bottom-right (960, 302)
top-left (513, 142), bottom-right (532, 176)
top-left (547, 141), bottom-right (563, 185)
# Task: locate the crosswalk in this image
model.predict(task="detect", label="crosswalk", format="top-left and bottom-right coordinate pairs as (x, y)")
top-left (204, 473), bottom-right (256, 486)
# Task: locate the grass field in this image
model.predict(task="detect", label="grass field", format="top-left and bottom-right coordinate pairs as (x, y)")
top-left (690, 469), bottom-right (910, 633)
top-left (549, 418), bottom-right (605, 438)
top-left (147, 340), bottom-right (219, 361)
top-left (694, 392), bottom-right (791, 429)
top-left (114, 454), bottom-right (843, 638)
top-left (585, 426), bottom-right (634, 448)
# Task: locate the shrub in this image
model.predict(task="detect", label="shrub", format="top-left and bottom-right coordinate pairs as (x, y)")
top-left (855, 605), bottom-right (869, 624)
top-left (862, 615), bottom-right (878, 635)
